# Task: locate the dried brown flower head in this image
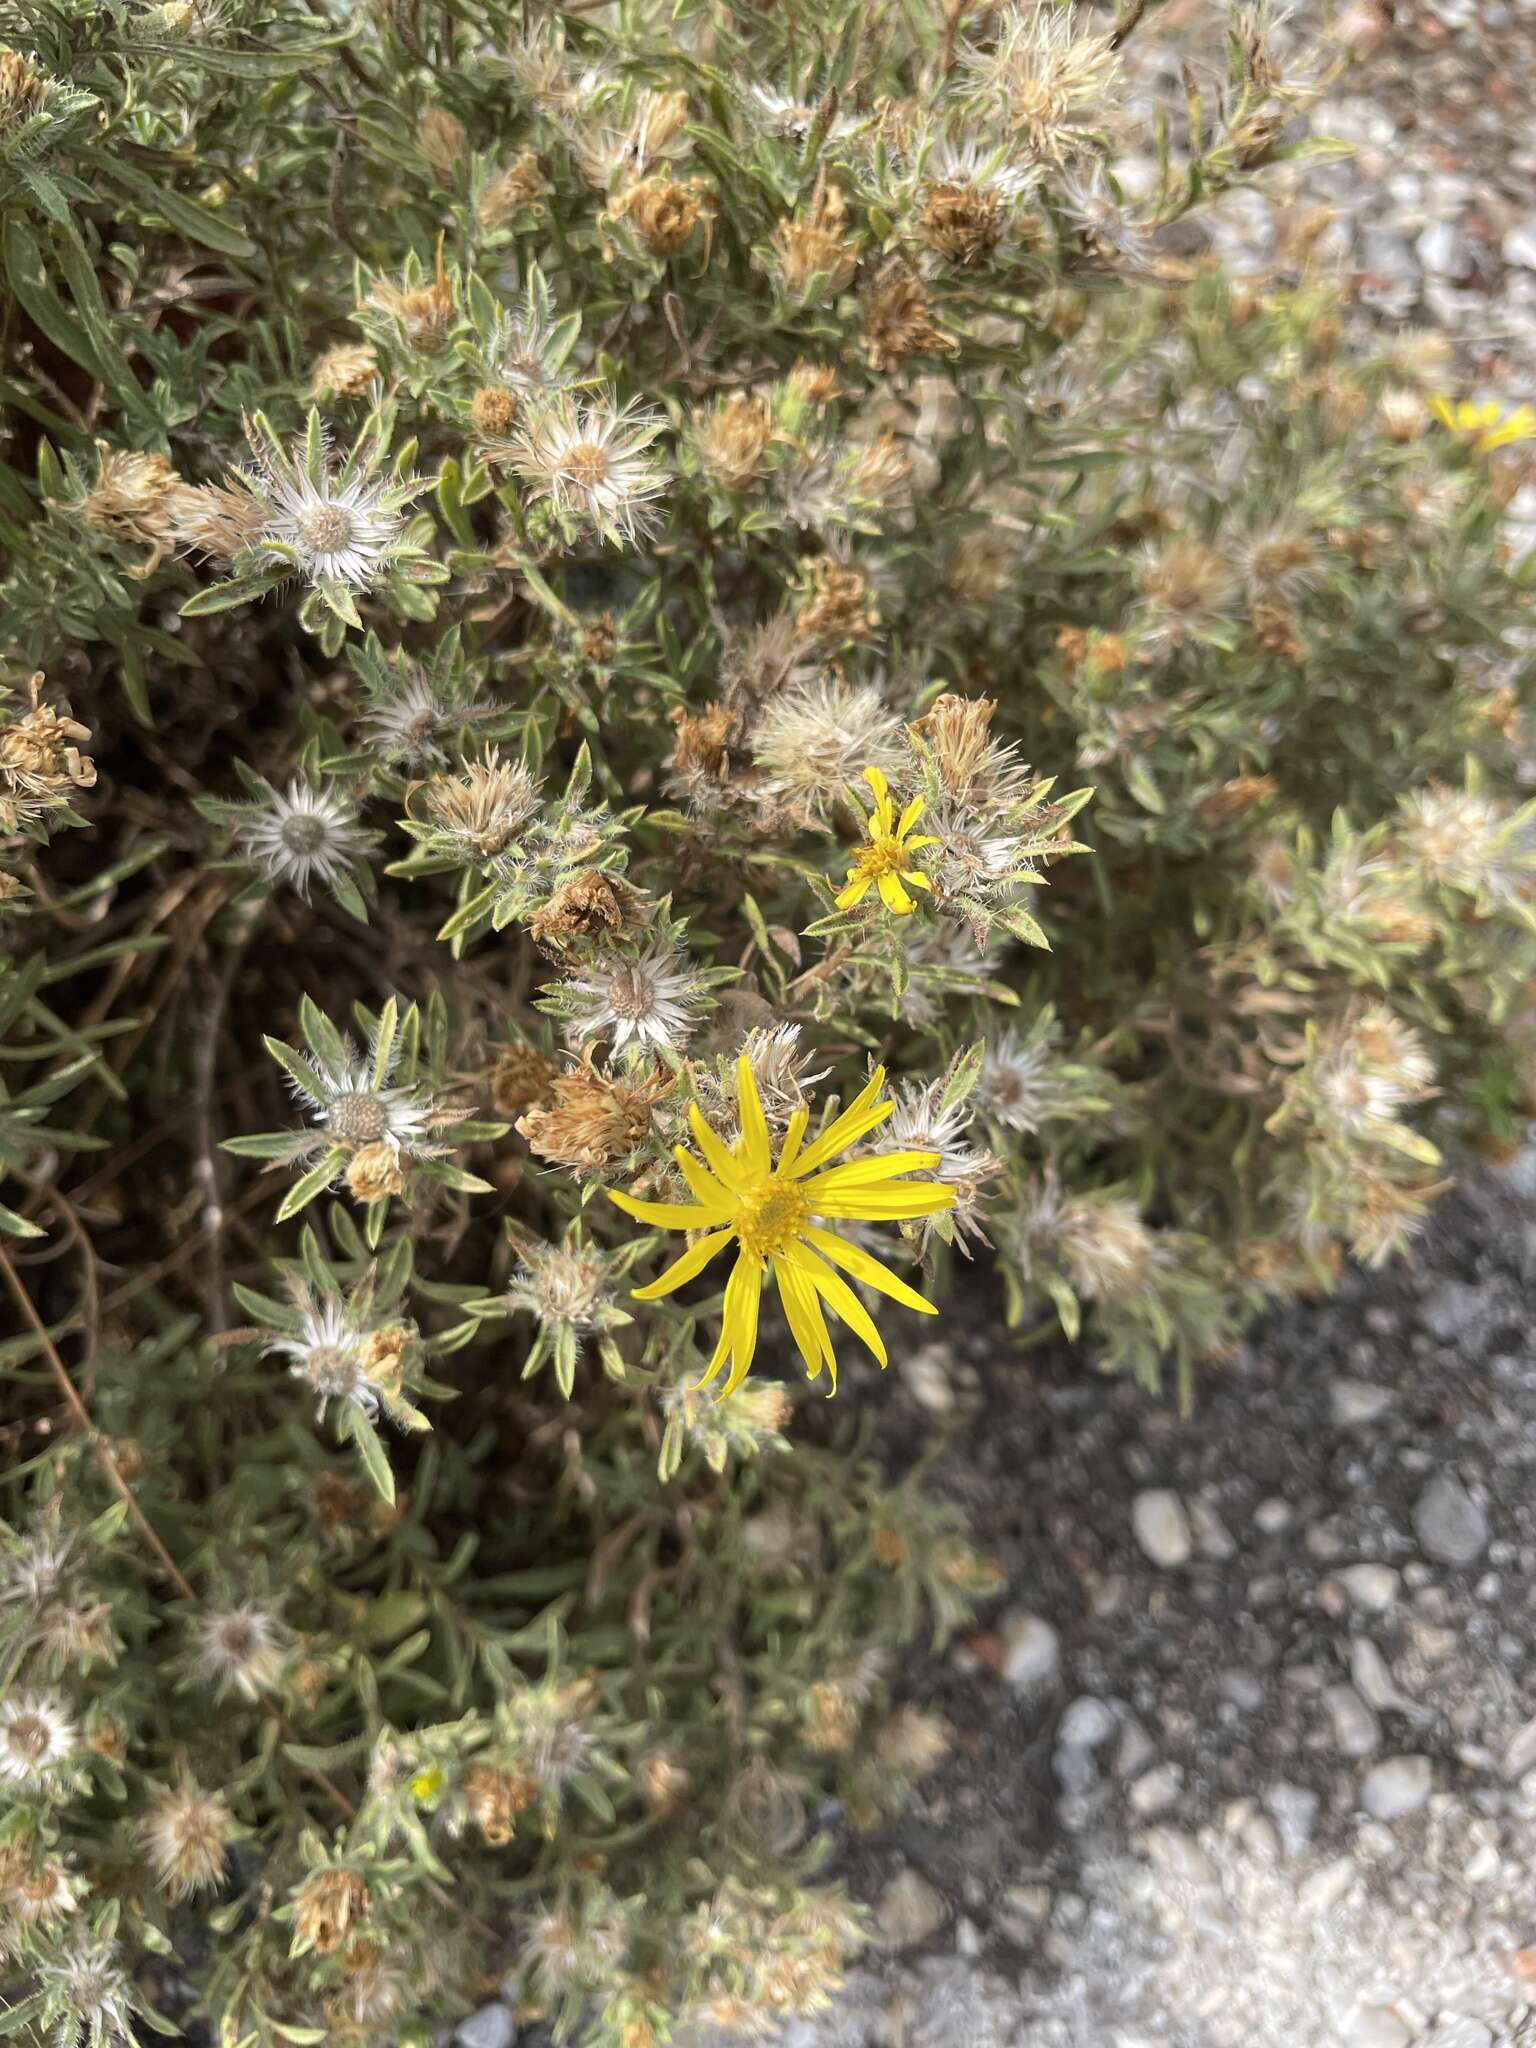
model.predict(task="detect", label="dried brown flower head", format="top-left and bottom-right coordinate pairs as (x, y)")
top-left (478, 151), bottom-right (549, 229)
top-left (1197, 773), bottom-right (1278, 827)
top-left (516, 1061), bottom-right (667, 1169)
top-left (945, 530), bottom-right (1016, 605)
top-left (293, 1867), bottom-right (369, 1953)
top-left (792, 555), bottom-right (878, 647)
top-left (76, 441), bottom-right (196, 572)
top-left (367, 237), bottom-right (454, 353)
top-left (802, 1679), bottom-right (859, 1754)
top-left (470, 385), bottom-right (521, 439)
top-left (910, 691), bottom-right (1002, 796)
top-left (0, 48), bottom-right (47, 128)
top-left (861, 261), bottom-right (955, 373)
top-left (666, 702), bottom-right (737, 805)
top-left (920, 180), bottom-right (1005, 266)
top-left (874, 1706), bottom-right (951, 1777)
top-left (691, 392), bottom-right (776, 491)
top-left (309, 344), bottom-right (379, 399)
top-left (173, 476), bottom-right (270, 560)
top-left (1, 673), bottom-right (96, 831)
top-left (417, 104), bottom-right (467, 183)
top-left (527, 871), bottom-right (638, 949)
top-left (139, 1785), bottom-right (234, 1901)
top-left (610, 175), bottom-right (707, 257)
top-left (772, 175), bottom-right (859, 299)
top-left (488, 1043), bottom-right (560, 1118)
top-left (1251, 601), bottom-right (1303, 662)
top-left (464, 1763), bottom-right (538, 1846)
top-left (420, 750), bottom-right (538, 862)
top-left (346, 1141), bottom-right (408, 1204)
top-left (640, 1753), bottom-right (690, 1818)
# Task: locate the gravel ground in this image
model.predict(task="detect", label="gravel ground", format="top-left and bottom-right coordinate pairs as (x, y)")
top-left (453, 12), bottom-right (1536, 2048)
top-left (766, 1144), bottom-right (1536, 2048)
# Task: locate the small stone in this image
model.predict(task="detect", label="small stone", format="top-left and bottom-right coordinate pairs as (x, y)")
top-left (1001, 1612), bottom-right (1060, 1690)
top-left (1503, 215), bottom-right (1536, 269)
top-left (1325, 1685), bottom-right (1381, 1758)
top-left (457, 2006), bottom-right (517, 2048)
top-left (1337, 1564), bottom-right (1401, 1612)
top-left (1217, 1668), bottom-right (1265, 1712)
top-left (902, 1342), bottom-right (955, 1415)
top-left (1240, 1812), bottom-right (1282, 1863)
top-left (1115, 1719), bottom-right (1157, 1779)
top-left (1189, 1499), bottom-right (1237, 1559)
top-left (1504, 1715), bottom-right (1536, 1779)
top-left (1343, 2011), bottom-right (1412, 2048)
top-left (1253, 1497), bottom-right (1292, 1535)
top-left (1263, 1780), bottom-right (1319, 1856)
top-left (1001, 1883), bottom-right (1052, 1920)
top-left (1298, 1857), bottom-right (1357, 1915)
top-left (1464, 1842), bottom-right (1502, 1883)
top-left (1360, 1755), bottom-right (1433, 1821)
top-left (1132, 1489), bottom-right (1192, 1568)
top-left (1059, 1696), bottom-right (1116, 1749)
top-left (1053, 1744), bottom-right (1098, 1795)
top-left (1413, 1474), bottom-right (1489, 1566)
top-left (1331, 1379), bottom-right (1394, 1427)
top-left (1418, 219), bottom-right (1471, 277)
top-left (1351, 1638), bottom-right (1418, 1716)
top-left (876, 1868), bottom-right (948, 1947)
top-left (1128, 1762), bottom-right (1183, 1815)
top-left (1418, 1278), bottom-right (1495, 1342)
top-left (1142, 1828), bottom-right (1217, 1886)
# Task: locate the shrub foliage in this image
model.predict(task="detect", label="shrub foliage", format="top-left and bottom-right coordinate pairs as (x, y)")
top-left (2, 0), bottom-right (1535, 2040)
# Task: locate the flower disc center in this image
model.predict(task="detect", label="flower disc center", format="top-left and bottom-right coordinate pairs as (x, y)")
top-left (328, 1090), bottom-right (389, 1142)
top-left (734, 1178), bottom-right (809, 1259)
top-left (562, 442), bottom-right (611, 491)
top-left (857, 834), bottom-right (908, 880)
top-left (296, 501), bottom-right (356, 553)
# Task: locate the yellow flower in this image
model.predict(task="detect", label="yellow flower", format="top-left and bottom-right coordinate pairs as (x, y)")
top-left (609, 1057), bottom-right (955, 1397)
top-left (1428, 394), bottom-right (1536, 453)
top-left (834, 765), bottom-right (939, 915)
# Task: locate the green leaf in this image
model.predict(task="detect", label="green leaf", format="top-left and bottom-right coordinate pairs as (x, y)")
top-left (275, 1150), bottom-right (347, 1221)
top-left (0, 1201), bottom-right (45, 1238)
top-left (345, 1406), bottom-right (396, 1503)
top-left (99, 157), bottom-right (258, 260)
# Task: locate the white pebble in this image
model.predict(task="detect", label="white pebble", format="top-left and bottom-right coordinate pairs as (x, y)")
top-left (1132, 1489), bottom-right (1192, 1568)
top-left (1000, 1612), bottom-right (1060, 1690)
top-left (1360, 1754), bottom-right (1433, 1821)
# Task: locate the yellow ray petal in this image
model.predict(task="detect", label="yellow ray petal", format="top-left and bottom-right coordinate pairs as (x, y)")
top-left (899, 869), bottom-right (934, 891)
top-left (674, 1147), bottom-right (735, 1211)
top-left (781, 1242), bottom-right (887, 1368)
top-left (735, 1053), bottom-right (771, 1175)
top-left (804, 1225), bottom-right (938, 1315)
top-left (862, 764), bottom-right (894, 832)
top-left (836, 870), bottom-right (873, 909)
top-left (809, 1182), bottom-right (956, 1220)
top-left (631, 1229), bottom-right (735, 1300)
top-left (774, 1253), bottom-right (834, 1383)
top-left (688, 1102), bottom-right (747, 1192)
top-left (713, 1251), bottom-right (763, 1399)
top-left (778, 1104), bottom-right (810, 1175)
top-left (897, 792), bottom-right (926, 835)
top-left (800, 1149), bottom-right (941, 1193)
top-left (877, 870), bottom-right (915, 913)
top-left (787, 1070), bottom-right (891, 1178)
top-left (608, 1189), bottom-right (732, 1229)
